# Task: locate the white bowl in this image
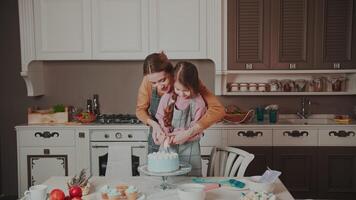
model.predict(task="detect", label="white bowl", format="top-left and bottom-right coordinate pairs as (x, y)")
top-left (246, 176), bottom-right (275, 193)
top-left (177, 183), bottom-right (206, 200)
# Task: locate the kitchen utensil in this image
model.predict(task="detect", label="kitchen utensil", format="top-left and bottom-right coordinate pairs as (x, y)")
top-left (177, 183), bottom-right (206, 200)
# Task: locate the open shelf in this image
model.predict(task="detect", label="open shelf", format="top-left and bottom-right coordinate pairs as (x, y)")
top-left (224, 91), bottom-right (355, 96)
top-left (221, 70), bottom-right (356, 96)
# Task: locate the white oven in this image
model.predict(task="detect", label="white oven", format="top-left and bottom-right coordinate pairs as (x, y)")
top-left (89, 127), bottom-right (148, 177)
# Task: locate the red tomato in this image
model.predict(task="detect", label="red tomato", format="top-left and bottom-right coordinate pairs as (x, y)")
top-left (69, 186), bottom-right (82, 198)
top-left (50, 189), bottom-right (65, 200)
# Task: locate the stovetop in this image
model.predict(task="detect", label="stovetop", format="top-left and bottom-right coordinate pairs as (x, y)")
top-left (95, 114), bottom-right (141, 124)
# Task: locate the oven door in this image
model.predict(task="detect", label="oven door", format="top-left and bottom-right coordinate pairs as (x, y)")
top-left (90, 142), bottom-right (147, 177)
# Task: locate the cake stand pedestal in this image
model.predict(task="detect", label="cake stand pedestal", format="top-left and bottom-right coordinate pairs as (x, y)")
top-left (138, 162), bottom-right (191, 190)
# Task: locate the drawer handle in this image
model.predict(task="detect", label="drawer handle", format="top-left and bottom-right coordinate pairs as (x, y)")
top-left (34, 131), bottom-right (59, 138)
top-left (237, 131), bottom-right (263, 137)
top-left (283, 130), bottom-right (308, 137)
top-left (329, 130), bottom-right (355, 137)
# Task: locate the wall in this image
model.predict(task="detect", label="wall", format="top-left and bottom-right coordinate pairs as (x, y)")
top-left (1, 0), bottom-right (356, 197)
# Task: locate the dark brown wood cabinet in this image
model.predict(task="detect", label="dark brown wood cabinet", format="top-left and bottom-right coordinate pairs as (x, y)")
top-left (238, 146), bottom-right (273, 176)
top-left (228, 0), bottom-right (356, 70)
top-left (270, 0), bottom-right (315, 69)
top-left (227, 0), bottom-right (271, 70)
top-left (273, 147), bottom-right (318, 199)
top-left (314, 0), bottom-right (356, 69)
top-left (318, 147), bottom-right (356, 199)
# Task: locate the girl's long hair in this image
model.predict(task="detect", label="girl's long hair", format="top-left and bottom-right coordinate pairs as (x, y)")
top-left (163, 61), bottom-right (200, 128)
top-left (143, 52), bottom-right (173, 75)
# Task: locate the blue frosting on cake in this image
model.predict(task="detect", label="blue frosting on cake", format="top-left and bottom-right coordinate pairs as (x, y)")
top-left (147, 152), bottom-right (179, 172)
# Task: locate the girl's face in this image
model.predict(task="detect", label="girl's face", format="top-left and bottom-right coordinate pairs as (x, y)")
top-left (174, 81), bottom-right (191, 99)
top-left (146, 71), bottom-right (171, 93)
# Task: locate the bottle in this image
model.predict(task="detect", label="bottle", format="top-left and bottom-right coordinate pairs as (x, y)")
top-left (93, 94), bottom-right (100, 116)
top-left (86, 99), bottom-right (93, 113)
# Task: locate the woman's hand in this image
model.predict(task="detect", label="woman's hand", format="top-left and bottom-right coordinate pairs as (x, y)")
top-left (147, 119), bottom-right (164, 145)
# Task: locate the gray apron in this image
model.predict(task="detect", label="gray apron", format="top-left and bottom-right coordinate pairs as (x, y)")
top-left (171, 97), bottom-right (202, 177)
top-left (148, 87), bottom-right (161, 154)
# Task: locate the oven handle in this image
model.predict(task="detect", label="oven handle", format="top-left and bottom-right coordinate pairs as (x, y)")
top-left (91, 145), bottom-right (146, 149)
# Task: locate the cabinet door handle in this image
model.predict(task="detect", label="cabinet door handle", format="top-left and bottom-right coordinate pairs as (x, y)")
top-left (283, 130), bottom-right (307, 137)
top-left (329, 130), bottom-right (355, 137)
top-left (237, 131), bottom-right (262, 137)
top-left (34, 131), bottom-right (59, 138)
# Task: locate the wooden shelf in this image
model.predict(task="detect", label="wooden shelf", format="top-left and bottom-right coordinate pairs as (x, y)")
top-left (223, 91), bottom-right (355, 96)
top-left (222, 69), bottom-right (356, 75)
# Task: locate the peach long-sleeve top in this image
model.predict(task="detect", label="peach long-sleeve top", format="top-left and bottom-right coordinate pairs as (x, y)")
top-left (136, 76), bottom-right (226, 130)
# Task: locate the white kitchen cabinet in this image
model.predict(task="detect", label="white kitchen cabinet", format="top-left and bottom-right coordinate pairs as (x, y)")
top-left (92, 0), bottom-right (149, 59)
top-left (227, 128), bottom-right (273, 146)
top-left (18, 147), bottom-right (76, 197)
top-left (33, 0), bottom-right (92, 60)
top-left (149, 0), bottom-right (207, 59)
top-left (16, 127), bottom-right (90, 197)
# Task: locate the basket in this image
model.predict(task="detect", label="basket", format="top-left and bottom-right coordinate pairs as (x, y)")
top-left (223, 109), bottom-right (255, 124)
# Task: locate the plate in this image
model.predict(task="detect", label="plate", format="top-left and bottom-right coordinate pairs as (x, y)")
top-left (138, 162), bottom-right (192, 177)
top-left (96, 192), bottom-right (146, 200)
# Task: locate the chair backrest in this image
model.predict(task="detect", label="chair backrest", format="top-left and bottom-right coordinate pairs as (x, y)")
top-left (207, 146), bottom-right (254, 177)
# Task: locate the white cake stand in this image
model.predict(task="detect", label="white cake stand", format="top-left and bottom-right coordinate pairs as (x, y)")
top-left (138, 162), bottom-right (192, 190)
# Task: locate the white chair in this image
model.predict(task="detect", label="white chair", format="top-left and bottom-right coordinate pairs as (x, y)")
top-left (207, 146), bottom-right (254, 177)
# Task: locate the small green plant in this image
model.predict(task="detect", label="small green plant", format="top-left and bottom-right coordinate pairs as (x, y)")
top-left (52, 104), bottom-right (65, 112)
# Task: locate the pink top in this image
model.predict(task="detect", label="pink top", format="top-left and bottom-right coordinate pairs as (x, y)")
top-left (155, 93), bottom-right (207, 139)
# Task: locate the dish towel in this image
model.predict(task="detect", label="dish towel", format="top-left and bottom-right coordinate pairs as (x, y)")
top-left (106, 144), bottom-right (132, 179)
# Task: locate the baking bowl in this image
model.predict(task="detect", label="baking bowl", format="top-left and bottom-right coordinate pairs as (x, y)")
top-left (246, 176), bottom-right (275, 193)
top-left (177, 183), bottom-right (206, 200)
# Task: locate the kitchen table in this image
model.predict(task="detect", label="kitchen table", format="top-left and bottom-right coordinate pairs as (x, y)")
top-left (42, 176), bottom-right (295, 200)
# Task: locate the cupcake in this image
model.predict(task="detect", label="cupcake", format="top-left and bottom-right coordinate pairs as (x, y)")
top-left (107, 188), bottom-right (120, 200)
top-left (125, 185), bottom-right (138, 200)
top-left (116, 184), bottom-right (128, 196)
top-left (99, 185), bottom-right (109, 200)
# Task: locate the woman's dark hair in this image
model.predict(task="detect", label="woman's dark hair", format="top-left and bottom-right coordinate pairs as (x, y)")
top-left (163, 61), bottom-right (200, 128)
top-left (143, 52), bottom-right (173, 75)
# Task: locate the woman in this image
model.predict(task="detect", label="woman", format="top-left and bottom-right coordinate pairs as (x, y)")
top-left (136, 52), bottom-right (225, 154)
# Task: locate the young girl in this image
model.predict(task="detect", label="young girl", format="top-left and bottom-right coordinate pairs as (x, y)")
top-left (155, 61), bottom-right (207, 176)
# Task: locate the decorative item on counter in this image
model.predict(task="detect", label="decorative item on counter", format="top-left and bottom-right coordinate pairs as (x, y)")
top-left (334, 115), bottom-right (352, 124)
top-left (75, 112), bottom-right (96, 123)
top-left (28, 105), bottom-right (69, 124)
top-left (93, 94), bottom-right (101, 116)
top-left (265, 105), bottom-right (279, 124)
top-left (255, 106), bottom-right (265, 122)
top-left (67, 169), bottom-right (91, 196)
top-left (86, 98), bottom-right (93, 113)
top-left (223, 105), bottom-right (254, 124)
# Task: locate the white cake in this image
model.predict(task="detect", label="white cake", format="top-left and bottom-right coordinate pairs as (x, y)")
top-left (147, 152), bottom-right (179, 173)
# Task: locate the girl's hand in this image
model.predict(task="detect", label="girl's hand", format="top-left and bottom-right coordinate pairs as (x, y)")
top-left (172, 129), bottom-right (194, 145)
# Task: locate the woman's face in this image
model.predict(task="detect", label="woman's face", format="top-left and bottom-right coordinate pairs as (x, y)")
top-left (146, 71), bottom-right (171, 93)
top-left (174, 81), bottom-right (191, 99)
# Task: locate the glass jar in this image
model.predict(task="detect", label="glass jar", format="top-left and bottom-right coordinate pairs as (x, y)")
top-left (239, 83), bottom-right (248, 92)
top-left (230, 83), bottom-right (239, 92)
top-left (249, 83), bottom-right (257, 92)
top-left (258, 83), bottom-right (266, 92)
